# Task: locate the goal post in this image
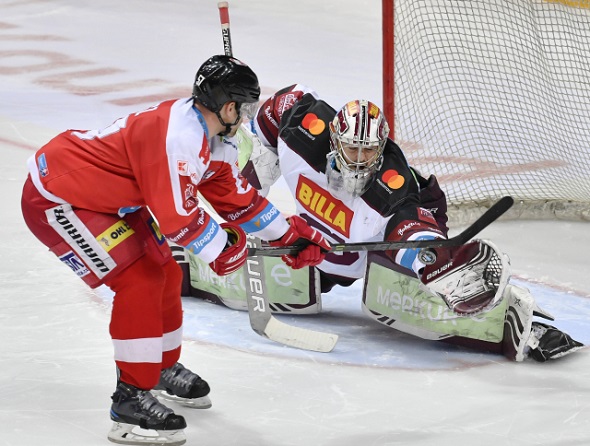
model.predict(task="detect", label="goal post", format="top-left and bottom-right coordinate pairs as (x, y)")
top-left (383, 0), bottom-right (590, 224)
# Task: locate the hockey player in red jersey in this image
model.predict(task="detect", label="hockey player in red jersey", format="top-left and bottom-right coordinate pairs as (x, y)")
top-left (20, 59), bottom-right (329, 445)
top-left (233, 84), bottom-right (582, 364)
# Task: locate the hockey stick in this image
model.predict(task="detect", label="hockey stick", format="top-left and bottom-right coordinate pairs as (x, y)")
top-left (218, 1), bottom-right (233, 57)
top-left (217, 2), bottom-right (338, 353)
top-left (248, 196), bottom-right (514, 257)
top-left (245, 236), bottom-right (338, 352)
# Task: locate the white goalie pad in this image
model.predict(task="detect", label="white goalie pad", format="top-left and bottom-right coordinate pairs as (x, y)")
top-left (235, 124), bottom-right (281, 197)
top-left (421, 239), bottom-right (511, 316)
top-left (362, 251), bottom-right (509, 342)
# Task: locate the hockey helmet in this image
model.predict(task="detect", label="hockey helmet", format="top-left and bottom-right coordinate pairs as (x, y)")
top-left (326, 99), bottom-right (390, 198)
top-left (192, 55), bottom-right (260, 114)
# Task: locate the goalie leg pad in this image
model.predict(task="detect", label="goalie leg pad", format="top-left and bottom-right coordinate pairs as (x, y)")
top-left (186, 246), bottom-right (322, 314)
top-left (502, 285), bottom-right (535, 362)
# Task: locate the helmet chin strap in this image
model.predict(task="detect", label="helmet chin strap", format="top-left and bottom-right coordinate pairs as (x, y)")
top-left (215, 110), bottom-right (241, 136)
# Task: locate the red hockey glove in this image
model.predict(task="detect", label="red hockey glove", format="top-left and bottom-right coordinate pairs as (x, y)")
top-left (209, 223), bottom-right (248, 276)
top-left (269, 215), bottom-right (331, 269)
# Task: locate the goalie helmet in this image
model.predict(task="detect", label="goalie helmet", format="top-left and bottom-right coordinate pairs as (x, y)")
top-left (192, 55), bottom-right (260, 115)
top-left (326, 99), bottom-right (390, 199)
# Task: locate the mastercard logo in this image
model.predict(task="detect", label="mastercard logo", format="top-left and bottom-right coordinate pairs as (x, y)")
top-left (301, 113), bottom-right (326, 135)
top-left (382, 169), bottom-right (405, 189)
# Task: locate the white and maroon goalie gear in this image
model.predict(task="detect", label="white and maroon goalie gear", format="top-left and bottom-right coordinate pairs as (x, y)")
top-left (236, 124), bottom-right (280, 196)
top-left (421, 239), bottom-right (510, 316)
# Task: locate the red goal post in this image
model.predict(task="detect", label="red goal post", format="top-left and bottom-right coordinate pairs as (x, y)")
top-left (382, 0), bottom-right (590, 225)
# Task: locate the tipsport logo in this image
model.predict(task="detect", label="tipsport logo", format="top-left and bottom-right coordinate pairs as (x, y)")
top-left (301, 113), bottom-right (326, 136)
top-left (381, 169), bottom-right (405, 189)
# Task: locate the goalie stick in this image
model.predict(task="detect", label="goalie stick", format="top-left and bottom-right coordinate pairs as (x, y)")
top-left (248, 196), bottom-right (514, 257)
top-left (217, 2), bottom-right (338, 353)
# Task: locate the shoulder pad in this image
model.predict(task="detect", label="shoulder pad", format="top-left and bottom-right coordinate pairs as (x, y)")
top-left (278, 95), bottom-right (336, 172)
top-left (362, 139), bottom-right (420, 216)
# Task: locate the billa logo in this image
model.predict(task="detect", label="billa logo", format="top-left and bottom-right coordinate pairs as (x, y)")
top-left (296, 176), bottom-right (353, 237)
top-left (301, 113), bottom-right (326, 135)
top-left (381, 169), bottom-right (405, 189)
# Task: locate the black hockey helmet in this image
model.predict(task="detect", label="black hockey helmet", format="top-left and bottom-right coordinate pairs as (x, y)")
top-left (192, 55), bottom-right (260, 112)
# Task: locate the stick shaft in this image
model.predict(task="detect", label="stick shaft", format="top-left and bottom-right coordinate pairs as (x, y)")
top-left (248, 196), bottom-right (514, 257)
top-left (217, 1), bottom-right (233, 56)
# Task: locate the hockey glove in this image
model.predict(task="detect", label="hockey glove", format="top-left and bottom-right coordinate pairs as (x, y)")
top-left (420, 240), bottom-right (510, 316)
top-left (269, 215), bottom-right (331, 269)
top-left (209, 223), bottom-right (248, 276)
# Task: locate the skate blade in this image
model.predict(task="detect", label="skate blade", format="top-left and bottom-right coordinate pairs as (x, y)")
top-left (108, 422), bottom-right (186, 446)
top-left (152, 390), bottom-right (212, 409)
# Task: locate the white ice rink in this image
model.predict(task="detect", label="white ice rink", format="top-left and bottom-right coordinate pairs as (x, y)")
top-left (1, 1), bottom-right (590, 445)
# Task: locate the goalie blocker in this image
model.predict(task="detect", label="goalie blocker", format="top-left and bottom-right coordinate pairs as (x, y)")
top-left (180, 239), bottom-right (583, 362)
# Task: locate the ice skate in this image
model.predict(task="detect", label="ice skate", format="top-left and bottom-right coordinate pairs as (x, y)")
top-left (153, 362), bottom-right (212, 409)
top-left (528, 322), bottom-right (584, 362)
top-left (108, 381), bottom-right (187, 446)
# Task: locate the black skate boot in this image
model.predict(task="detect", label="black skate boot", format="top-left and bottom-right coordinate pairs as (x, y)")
top-left (153, 362), bottom-right (212, 409)
top-left (528, 322), bottom-right (584, 362)
top-left (108, 381), bottom-right (187, 445)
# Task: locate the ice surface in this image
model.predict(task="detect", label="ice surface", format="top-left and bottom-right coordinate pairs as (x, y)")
top-left (1, 1), bottom-right (589, 445)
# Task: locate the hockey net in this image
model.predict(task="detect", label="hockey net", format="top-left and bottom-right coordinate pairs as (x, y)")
top-left (386, 0), bottom-right (590, 225)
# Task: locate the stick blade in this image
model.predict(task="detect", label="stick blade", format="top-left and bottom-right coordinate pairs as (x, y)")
top-left (263, 318), bottom-right (339, 353)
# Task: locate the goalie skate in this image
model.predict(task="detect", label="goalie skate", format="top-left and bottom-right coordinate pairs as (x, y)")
top-left (108, 382), bottom-right (186, 446)
top-left (152, 362), bottom-right (212, 409)
top-left (528, 322), bottom-right (584, 362)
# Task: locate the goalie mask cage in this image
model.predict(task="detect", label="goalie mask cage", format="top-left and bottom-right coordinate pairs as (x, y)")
top-left (382, 0), bottom-right (590, 225)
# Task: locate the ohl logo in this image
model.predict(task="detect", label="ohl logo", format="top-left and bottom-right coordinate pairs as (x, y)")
top-left (301, 113), bottom-right (326, 135)
top-left (382, 169), bottom-right (405, 189)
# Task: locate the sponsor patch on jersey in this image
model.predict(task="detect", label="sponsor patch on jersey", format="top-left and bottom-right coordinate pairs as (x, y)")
top-left (381, 169), bottom-right (405, 189)
top-left (96, 220), bottom-right (135, 252)
top-left (177, 160), bottom-right (190, 175)
top-left (277, 93), bottom-right (298, 118)
top-left (58, 251), bottom-right (90, 277)
top-left (392, 220), bottom-right (437, 241)
top-left (300, 113), bottom-right (326, 136)
top-left (417, 207), bottom-right (437, 225)
top-left (37, 153), bottom-right (49, 177)
top-left (296, 176), bottom-right (353, 238)
top-left (238, 202), bottom-right (280, 234)
top-left (186, 218), bottom-right (218, 255)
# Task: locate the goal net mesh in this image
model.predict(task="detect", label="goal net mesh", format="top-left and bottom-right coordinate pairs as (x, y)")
top-left (393, 0), bottom-right (590, 224)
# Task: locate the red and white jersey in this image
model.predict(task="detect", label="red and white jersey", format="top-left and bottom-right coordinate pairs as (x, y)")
top-left (28, 98), bottom-right (289, 263)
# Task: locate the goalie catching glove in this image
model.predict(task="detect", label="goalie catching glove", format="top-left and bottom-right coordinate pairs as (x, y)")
top-left (209, 223), bottom-right (248, 276)
top-left (269, 215), bottom-right (331, 269)
top-left (420, 239), bottom-right (510, 316)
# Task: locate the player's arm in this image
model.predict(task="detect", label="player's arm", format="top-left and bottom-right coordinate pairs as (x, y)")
top-left (199, 155), bottom-right (330, 271)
